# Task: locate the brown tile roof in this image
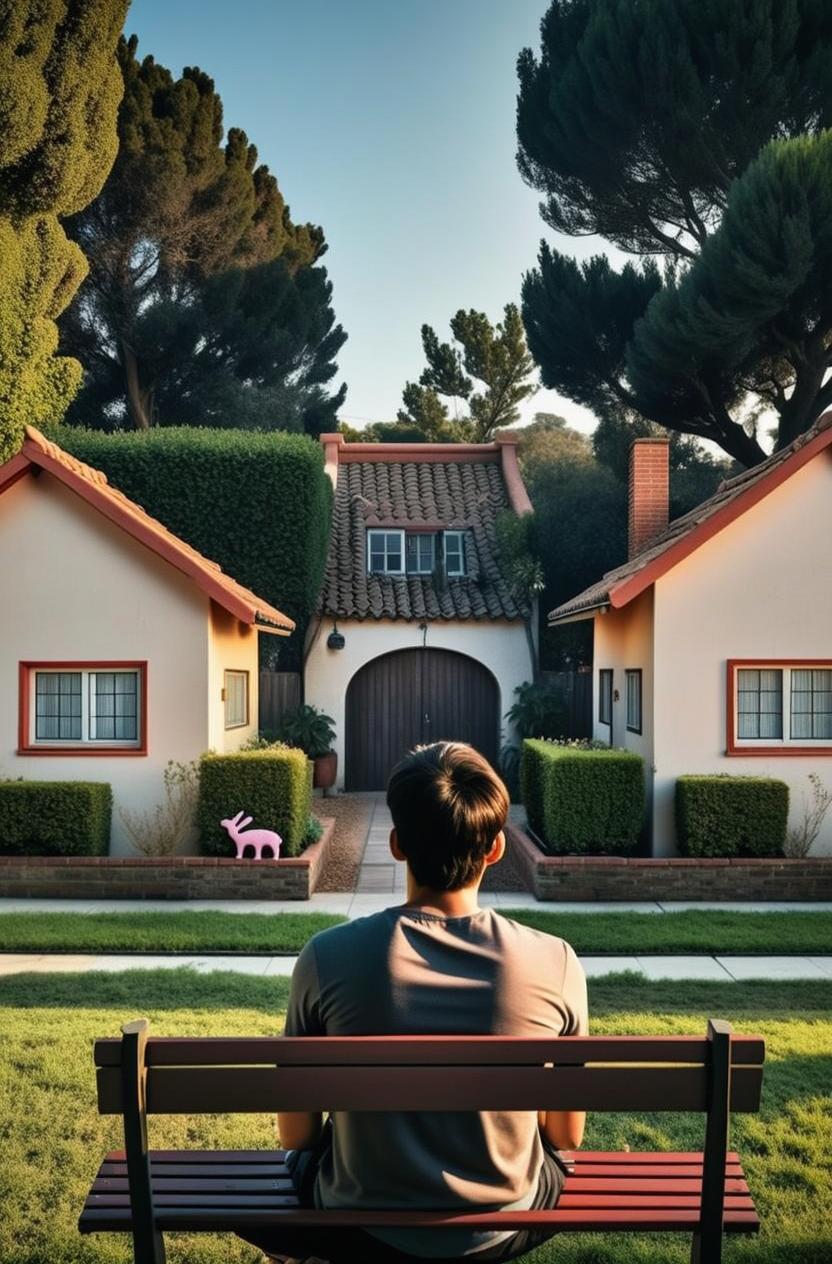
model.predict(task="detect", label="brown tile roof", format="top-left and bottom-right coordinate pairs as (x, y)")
top-left (320, 447), bottom-right (528, 622)
top-left (1, 428), bottom-right (294, 634)
top-left (549, 412), bottom-right (832, 624)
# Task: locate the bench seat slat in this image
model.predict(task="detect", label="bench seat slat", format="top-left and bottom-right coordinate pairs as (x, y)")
top-left (90, 1176), bottom-right (751, 1197)
top-left (79, 1206), bottom-right (761, 1233)
top-left (93, 1035), bottom-right (766, 1067)
top-left (100, 1148), bottom-right (745, 1166)
top-left (84, 1193), bottom-right (757, 1212)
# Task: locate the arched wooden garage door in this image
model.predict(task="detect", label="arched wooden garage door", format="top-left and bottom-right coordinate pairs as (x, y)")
top-left (345, 648), bottom-right (500, 791)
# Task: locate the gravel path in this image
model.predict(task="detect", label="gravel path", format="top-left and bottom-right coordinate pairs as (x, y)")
top-left (313, 794), bottom-right (374, 892)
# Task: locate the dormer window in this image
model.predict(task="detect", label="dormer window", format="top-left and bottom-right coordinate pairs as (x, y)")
top-left (367, 529), bottom-right (466, 577)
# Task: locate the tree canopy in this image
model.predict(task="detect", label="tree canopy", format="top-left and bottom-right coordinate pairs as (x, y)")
top-left (0, 0), bottom-right (127, 462)
top-left (398, 303), bottom-right (537, 442)
top-left (517, 0), bottom-right (832, 466)
top-left (60, 35), bottom-right (345, 435)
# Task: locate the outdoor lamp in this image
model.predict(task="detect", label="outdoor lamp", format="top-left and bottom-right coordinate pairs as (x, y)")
top-left (327, 623), bottom-right (345, 651)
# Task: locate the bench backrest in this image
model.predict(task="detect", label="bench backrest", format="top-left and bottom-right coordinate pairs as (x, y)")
top-left (95, 1024), bottom-right (765, 1116)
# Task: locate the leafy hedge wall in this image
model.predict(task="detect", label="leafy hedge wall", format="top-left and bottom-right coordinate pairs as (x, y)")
top-left (55, 427), bottom-right (332, 669)
top-left (198, 748), bottom-right (313, 857)
top-left (0, 782), bottom-right (112, 856)
top-left (676, 775), bottom-right (789, 857)
top-left (521, 739), bottom-right (644, 855)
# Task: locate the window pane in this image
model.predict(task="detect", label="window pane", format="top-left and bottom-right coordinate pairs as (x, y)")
top-left (92, 671), bottom-right (138, 741)
top-left (626, 671), bottom-right (641, 730)
top-left (737, 668), bottom-right (782, 740)
top-left (791, 666), bottom-right (832, 739)
top-left (405, 535), bottom-right (418, 573)
top-left (225, 671), bottom-right (248, 728)
top-left (35, 672), bottom-right (82, 741)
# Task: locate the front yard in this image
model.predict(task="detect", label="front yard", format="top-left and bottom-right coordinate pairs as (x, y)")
top-left (0, 969), bottom-right (829, 1264)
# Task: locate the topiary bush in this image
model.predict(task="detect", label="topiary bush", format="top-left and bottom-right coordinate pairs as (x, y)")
top-left (0, 782), bottom-right (112, 856)
top-left (521, 739), bottom-right (644, 855)
top-left (198, 748), bottom-right (313, 857)
top-left (54, 427), bottom-right (332, 670)
top-left (676, 775), bottom-right (789, 858)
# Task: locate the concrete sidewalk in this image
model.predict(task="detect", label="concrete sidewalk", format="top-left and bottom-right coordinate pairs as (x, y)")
top-left (1, 950), bottom-right (830, 981)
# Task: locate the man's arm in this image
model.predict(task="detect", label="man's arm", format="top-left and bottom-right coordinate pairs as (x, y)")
top-left (278, 1110), bottom-right (324, 1151)
top-left (538, 1108), bottom-right (585, 1150)
top-left (279, 940), bottom-right (326, 1151)
top-left (539, 942), bottom-right (588, 1151)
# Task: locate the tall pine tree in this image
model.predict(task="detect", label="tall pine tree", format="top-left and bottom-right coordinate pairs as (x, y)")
top-left (60, 35), bottom-right (345, 434)
top-left (517, 0), bottom-right (832, 466)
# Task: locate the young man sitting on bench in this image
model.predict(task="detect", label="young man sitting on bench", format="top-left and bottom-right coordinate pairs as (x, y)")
top-left (238, 740), bottom-right (588, 1264)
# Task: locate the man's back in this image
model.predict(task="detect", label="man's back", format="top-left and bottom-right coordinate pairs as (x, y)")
top-left (285, 904), bottom-right (587, 1219)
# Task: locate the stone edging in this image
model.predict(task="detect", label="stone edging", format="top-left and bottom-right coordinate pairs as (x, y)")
top-left (504, 823), bottom-right (832, 901)
top-left (0, 819), bottom-right (336, 901)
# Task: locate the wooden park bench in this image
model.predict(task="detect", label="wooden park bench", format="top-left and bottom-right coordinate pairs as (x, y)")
top-left (80, 1018), bottom-right (765, 1264)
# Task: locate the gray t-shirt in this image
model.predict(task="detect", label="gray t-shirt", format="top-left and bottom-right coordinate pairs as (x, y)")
top-left (283, 904), bottom-right (587, 1257)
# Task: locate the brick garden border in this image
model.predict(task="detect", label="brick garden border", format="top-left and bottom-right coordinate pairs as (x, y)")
top-left (505, 822), bottom-right (832, 901)
top-left (0, 818), bottom-right (336, 902)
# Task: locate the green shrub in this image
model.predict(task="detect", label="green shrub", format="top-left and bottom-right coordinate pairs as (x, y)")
top-left (197, 748), bottom-right (313, 857)
top-left (55, 427), bottom-right (332, 670)
top-left (676, 775), bottom-right (789, 857)
top-left (521, 739), bottom-right (644, 855)
top-left (0, 782), bottom-right (112, 856)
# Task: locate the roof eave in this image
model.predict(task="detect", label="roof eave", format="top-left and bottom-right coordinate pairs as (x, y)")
top-left (548, 600), bottom-right (611, 627)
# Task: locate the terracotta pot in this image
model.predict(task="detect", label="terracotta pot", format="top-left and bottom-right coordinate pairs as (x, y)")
top-left (313, 750), bottom-right (338, 790)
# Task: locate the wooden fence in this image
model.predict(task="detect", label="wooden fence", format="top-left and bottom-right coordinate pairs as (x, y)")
top-left (259, 671), bottom-right (302, 733)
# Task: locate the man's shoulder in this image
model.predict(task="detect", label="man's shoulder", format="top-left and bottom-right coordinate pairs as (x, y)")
top-left (305, 906), bottom-right (397, 958)
top-left (491, 909), bottom-right (577, 961)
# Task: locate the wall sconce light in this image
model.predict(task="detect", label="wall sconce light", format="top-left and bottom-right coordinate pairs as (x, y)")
top-left (327, 623), bottom-right (345, 651)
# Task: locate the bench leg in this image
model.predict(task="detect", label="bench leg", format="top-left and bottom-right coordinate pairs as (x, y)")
top-left (690, 1227), bottom-right (722, 1264)
top-left (121, 1020), bottom-right (167, 1264)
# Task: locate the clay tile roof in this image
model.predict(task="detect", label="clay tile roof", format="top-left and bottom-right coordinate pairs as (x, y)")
top-left (549, 412), bottom-right (832, 624)
top-left (7, 427), bottom-right (294, 634)
top-left (320, 445), bottom-right (527, 622)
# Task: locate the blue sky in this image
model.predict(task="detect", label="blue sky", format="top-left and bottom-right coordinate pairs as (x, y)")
top-left (126, 0), bottom-right (606, 433)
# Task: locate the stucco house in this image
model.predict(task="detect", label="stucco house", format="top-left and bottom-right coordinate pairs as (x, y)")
top-left (0, 427), bottom-right (293, 855)
top-left (304, 433), bottom-right (536, 790)
top-left (549, 416), bottom-right (832, 856)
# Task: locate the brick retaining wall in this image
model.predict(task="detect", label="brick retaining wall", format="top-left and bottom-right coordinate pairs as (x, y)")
top-left (0, 819), bottom-right (335, 901)
top-left (505, 823), bottom-right (832, 901)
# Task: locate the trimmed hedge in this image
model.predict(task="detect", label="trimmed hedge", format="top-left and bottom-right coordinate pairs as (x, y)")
top-left (676, 775), bottom-right (789, 858)
top-left (198, 748), bottom-right (313, 857)
top-left (55, 427), bottom-right (332, 670)
top-left (0, 782), bottom-right (112, 856)
top-left (521, 740), bottom-right (644, 855)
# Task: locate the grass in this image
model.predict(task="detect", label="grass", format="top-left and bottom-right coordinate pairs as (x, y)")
top-left (0, 908), bottom-right (830, 955)
top-left (0, 969), bottom-right (830, 1263)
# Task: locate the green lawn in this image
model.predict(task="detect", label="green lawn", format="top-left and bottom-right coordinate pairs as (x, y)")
top-left (1, 908), bottom-right (830, 955)
top-left (0, 970), bottom-right (829, 1264)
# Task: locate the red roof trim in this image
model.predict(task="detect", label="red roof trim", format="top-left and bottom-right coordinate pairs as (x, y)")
top-left (609, 422), bottom-right (832, 609)
top-left (0, 430), bottom-right (294, 635)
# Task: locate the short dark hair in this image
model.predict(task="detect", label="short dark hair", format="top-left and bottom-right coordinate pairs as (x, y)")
top-left (386, 742), bottom-right (509, 891)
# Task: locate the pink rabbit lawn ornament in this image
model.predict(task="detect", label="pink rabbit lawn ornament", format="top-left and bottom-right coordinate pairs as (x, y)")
top-left (221, 811), bottom-right (282, 860)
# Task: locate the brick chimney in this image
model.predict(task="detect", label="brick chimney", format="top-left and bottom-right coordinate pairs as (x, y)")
top-left (628, 438), bottom-right (669, 559)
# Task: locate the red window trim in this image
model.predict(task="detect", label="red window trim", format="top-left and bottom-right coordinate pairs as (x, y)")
top-left (726, 658), bottom-right (832, 756)
top-left (18, 661), bottom-right (148, 756)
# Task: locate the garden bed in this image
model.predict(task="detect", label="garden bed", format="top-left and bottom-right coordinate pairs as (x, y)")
top-left (0, 818), bottom-right (335, 901)
top-left (506, 823), bottom-right (832, 901)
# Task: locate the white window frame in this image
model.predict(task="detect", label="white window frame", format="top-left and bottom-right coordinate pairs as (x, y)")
top-left (729, 660), bottom-right (832, 752)
top-left (444, 530), bottom-right (466, 577)
top-left (406, 532), bottom-right (436, 575)
top-left (224, 669), bottom-right (249, 730)
top-left (30, 667), bottom-right (142, 748)
top-left (367, 528), bottom-right (405, 576)
top-left (625, 669), bottom-right (642, 735)
top-left (599, 669), bottom-right (613, 727)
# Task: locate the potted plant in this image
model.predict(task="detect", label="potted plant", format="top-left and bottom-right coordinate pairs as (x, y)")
top-left (275, 704), bottom-right (338, 790)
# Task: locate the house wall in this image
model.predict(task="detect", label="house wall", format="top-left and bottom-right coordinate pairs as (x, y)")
top-left (305, 617), bottom-right (533, 788)
top-left (652, 451), bottom-right (832, 855)
top-left (0, 473), bottom-right (211, 855)
top-left (592, 588), bottom-right (655, 844)
top-left (206, 601), bottom-right (259, 753)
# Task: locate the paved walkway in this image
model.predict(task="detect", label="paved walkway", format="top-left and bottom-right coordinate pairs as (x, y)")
top-left (1, 948), bottom-right (830, 980)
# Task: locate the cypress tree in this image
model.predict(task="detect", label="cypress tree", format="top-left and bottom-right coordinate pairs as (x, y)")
top-left (0, 0), bottom-right (127, 461)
